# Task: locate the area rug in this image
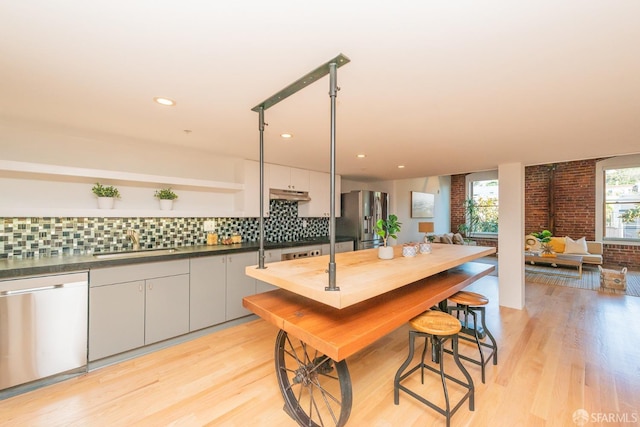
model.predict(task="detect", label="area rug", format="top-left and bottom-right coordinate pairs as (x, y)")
top-left (475, 257), bottom-right (640, 297)
top-left (524, 264), bottom-right (640, 297)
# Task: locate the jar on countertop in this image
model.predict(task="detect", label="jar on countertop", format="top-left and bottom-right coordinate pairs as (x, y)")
top-left (207, 232), bottom-right (219, 245)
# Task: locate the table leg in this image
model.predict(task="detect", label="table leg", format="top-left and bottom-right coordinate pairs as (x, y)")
top-left (274, 330), bottom-right (352, 427)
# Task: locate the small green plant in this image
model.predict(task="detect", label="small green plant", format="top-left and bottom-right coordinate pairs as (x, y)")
top-left (375, 214), bottom-right (402, 247)
top-left (154, 188), bottom-right (178, 200)
top-left (92, 182), bottom-right (120, 198)
top-left (532, 229), bottom-right (553, 254)
top-left (531, 229), bottom-right (552, 243)
top-left (460, 199), bottom-right (481, 238)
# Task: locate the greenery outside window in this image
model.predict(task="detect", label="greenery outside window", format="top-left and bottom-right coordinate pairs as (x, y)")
top-left (604, 167), bottom-right (640, 241)
top-left (465, 172), bottom-right (499, 236)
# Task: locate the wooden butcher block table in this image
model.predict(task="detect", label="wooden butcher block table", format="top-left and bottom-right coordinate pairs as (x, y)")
top-left (243, 244), bottom-right (496, 427)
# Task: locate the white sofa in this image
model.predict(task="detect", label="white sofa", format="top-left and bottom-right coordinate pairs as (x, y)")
top-left (431, 232), bottom-right (466, 245)
top-left (525, 235), bottom-right (603, 265)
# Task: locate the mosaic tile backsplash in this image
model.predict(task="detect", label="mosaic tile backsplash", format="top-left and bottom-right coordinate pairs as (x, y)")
top-left (0, 201), bottom-right (329, 259)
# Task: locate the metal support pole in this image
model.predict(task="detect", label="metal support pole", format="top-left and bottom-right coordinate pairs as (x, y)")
top-left (326, 62), bottom-right (339, 291)
top-left (258, 107), bottom-right (266, 269)
top-left (250, 54), bottom-right (349, 275)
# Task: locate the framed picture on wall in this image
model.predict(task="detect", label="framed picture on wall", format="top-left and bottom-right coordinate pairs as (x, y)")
top-left (411, 191), bottom-right (434, 218)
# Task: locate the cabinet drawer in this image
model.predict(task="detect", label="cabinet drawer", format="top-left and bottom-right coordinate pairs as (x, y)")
top-left (90, 259), bottom-right (189, 287)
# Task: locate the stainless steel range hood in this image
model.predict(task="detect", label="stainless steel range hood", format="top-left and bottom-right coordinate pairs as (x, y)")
top-left (269, 188), bottom-right (311, 202)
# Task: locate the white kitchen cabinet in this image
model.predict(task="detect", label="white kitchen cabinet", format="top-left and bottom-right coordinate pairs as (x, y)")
top-left (226, 251), bottom-right (258, 319)
top-left (88, 260), bottom-right (190, 361)
top-left (235, 160), bottom-right (270, 217)
top-left (321, 241), bottom-right (354, 255)
top-left (298, 171), bottom-right (341, 218)
top-left (189, 256), bottom-right (226, 331)
top-left (270, 164), bottom-right (310, 192)
top-left (191, 250), bottom-right (270, 328)
top-left (256, 249), bottom-right (282, 293)
top-left (89, 280), bottom-right (145, 361)
top-left (145, 274), bottom-right (190, 344)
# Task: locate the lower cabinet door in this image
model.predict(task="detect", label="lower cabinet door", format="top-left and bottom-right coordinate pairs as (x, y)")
top-left (256, 249), bottom-right (282, 293)
top-left (145, 274), bottom-right (190, 344)
top-left (226, 252), bottom-right (257, 319)
top-left (189, 256), bottom-right (226, 331)
top-left (89, 280), bottom-right (145, 361)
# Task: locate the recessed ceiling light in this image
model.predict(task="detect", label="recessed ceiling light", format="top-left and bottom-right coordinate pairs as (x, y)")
top-left (281, 133), bottom-right (292, 139)
top-left (153, 97), bottom-right (176, 106)
top-left (356, 154), bottom-right (366, 158)
top-left (398, 165), bottom-right (405, 169)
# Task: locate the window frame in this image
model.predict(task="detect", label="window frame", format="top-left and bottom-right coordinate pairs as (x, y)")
top-left (465, 170), bottom-right (499, 237)
top-left (596, 154), bottom-right (640, 246)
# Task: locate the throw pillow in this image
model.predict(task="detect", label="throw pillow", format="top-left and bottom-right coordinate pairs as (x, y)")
top-left (525, 235), bottom-right (541, 251)
top-left (548, 237), bottom-right (566, 253)
top-left (452, 233), bottom-right (465, 245)
top-left (440, 234), bottom-right (453, 244)
top-left (564, 236), bottom-right (590, 254)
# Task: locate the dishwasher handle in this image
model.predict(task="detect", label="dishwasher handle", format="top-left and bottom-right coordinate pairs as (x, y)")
top-left (1, 284), bottom-right (65, 296)
top-left (0, 273), bottom-right (88, 296)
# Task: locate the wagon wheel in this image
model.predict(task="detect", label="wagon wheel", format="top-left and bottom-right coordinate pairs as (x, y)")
top-left (275, 330), bottom-right (352, 427)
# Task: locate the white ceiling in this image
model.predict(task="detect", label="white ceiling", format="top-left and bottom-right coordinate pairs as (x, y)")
top-left (1, 1), bottom-right (639, 181)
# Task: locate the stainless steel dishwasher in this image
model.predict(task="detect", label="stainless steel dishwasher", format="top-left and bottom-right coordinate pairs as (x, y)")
top-left (0, 271), bottom-right (88, 395)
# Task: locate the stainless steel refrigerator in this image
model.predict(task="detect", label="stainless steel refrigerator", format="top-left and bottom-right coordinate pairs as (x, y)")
top-left (337, 190), bottom-right (389, 250)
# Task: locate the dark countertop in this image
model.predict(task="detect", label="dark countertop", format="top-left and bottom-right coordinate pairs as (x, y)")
top-left (0, 237), bottom-right (354, 279)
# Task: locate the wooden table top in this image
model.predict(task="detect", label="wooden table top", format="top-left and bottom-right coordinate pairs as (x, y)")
top-left (243, 261), bottom-right (495, 361)
top-left (245, 243), bottom-right (496, 309)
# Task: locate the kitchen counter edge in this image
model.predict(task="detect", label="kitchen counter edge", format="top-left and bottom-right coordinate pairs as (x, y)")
top-left (0, 237), bottom-right (355, 279)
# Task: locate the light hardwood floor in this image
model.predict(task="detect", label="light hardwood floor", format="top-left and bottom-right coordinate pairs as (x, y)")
top-left (2, 275), bottom-right (640, 427)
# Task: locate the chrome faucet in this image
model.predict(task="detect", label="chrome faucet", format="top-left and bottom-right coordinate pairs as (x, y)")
top-left (126, 229), bottom-right (141, 251)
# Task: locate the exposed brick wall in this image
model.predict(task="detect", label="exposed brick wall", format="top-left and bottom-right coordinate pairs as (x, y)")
top-left (450, 174), bottom-right (466, 233)
top-left (473, 237), bottom-right (498, 250)
top-left (604, 244), bottom-right (640, 269)
top-left (524, 165), bottom-right (550, 234)
top-left (552, 160), bottom-right (597, 240)
top-left (451, 158), bottom-right (640, 269)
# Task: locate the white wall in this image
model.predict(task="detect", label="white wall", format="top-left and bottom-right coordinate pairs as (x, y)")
top-left (0, 119), bottom-right (238, 182)
top-left (2, 121), bottom-right (454, 227)
top-left (342, 176), bottom-right (451, 244)
top-left (391, 176), bottom-right (451, 243)
top-left (498, 163), bottom-right (525, 309)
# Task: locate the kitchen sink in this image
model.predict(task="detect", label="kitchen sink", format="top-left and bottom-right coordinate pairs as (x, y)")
top-left (93, 248), bottom-right (180, 260)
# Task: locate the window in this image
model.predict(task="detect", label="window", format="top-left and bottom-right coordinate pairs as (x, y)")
top-left (596, 154), bottom-right (640, 244)
top-left (604, 167), bottom-right (640, 241)
top-left (465, 171), bottom-right (499, 236)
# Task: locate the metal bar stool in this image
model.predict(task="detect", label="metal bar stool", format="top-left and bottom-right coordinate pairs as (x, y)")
top-left (446, 291), bottom-right (498, 383)
top-left (394, 310), bottom-right (474, 427)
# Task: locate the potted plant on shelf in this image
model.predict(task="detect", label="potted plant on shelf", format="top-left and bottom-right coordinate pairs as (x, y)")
top-left (375, 214), bottom-right (402, 259)
top-left (154, 188), bottom-right (178, 210)
top-left (92, 182), bottom-right (120, 209)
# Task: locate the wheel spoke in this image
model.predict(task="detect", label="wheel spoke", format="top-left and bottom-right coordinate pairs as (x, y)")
top-left (311, 376), bottom-right (340, 425)
top-left (275, 330), bottom-right (352, 427)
